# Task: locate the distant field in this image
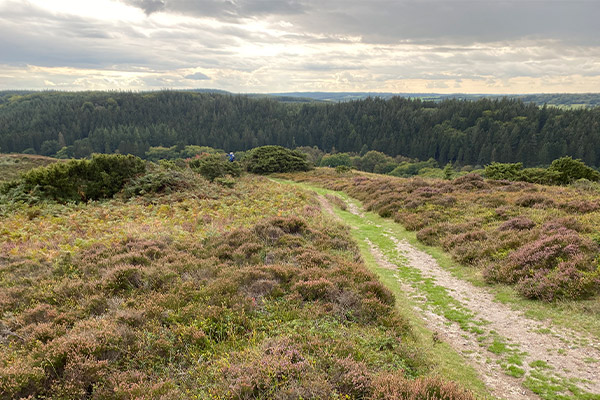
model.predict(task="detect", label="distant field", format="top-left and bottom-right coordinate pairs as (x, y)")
top-left (0, 153), bottom-right (58, 182)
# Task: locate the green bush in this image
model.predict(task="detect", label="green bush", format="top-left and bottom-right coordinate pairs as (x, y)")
top-left (519, 168), bottom-right (561, 185)
top-left (353, 151), bottom-right (390, 173)
top-left (548, 156), bottom-right (600, 184)
top-left (335, 165), bottom-right (352, 174)
top-left (389, 158), bottom-right (438, 177)
top-left (188, 154), bottom-right (242, 182)
top-left (484, 162), bottom-right (524, 180)
top-left (1, 154), bottom-right (146, 203)
top-left (320, 153), bottom-right (353, 168)
top-left (373, 161), bottom-right (399, 175)
top-left (484, 158), bottom-right (600, 185)
top-left (122, 166), bottom-right (196, 198)
top-left (245, 146), bottom-right (311, 174)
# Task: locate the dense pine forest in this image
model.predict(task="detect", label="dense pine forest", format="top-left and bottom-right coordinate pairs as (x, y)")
top-left (1, 90), bottom-right (600, 167)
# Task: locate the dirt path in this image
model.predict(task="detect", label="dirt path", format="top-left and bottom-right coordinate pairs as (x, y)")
top-left (318, 193), bottom-right (600, 400)
top-left (392, 237), bottom-right (600, 394)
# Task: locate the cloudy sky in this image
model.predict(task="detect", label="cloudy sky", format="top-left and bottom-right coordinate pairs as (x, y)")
top-left (1, 0), bottom-right (599, 93)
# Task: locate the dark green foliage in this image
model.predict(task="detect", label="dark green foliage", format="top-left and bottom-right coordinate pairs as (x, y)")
top-left (122, 165), bottom-right (198, 198)
top-left (373, 161), bottom-right (399, 175)
top-left (295, 146), bottom-right (325, 166)
top-left (389, 158), bottom-right (439, 177)
top-left (335, 165), bottom-right (352, 174)
top-left (320, 153), bottom-right (353, 167)
top-left (518, 168), bottom-right (562, 185)
top-left (40, 140), bottom-right (60, 156)
top-left (3, 91), bottom-right (600, 168)
top-left (548, 156), bottom-right (600, 184)
top-left (1, 154), bottom-right (145, 203)
top-left (145, 145), bottom-right (223, 161)
top-left (352, 151), bottom-right (391, 173)
top-left (485, 158), bottom-right (600, 185)
top-left (188, 154), bottom-right (242, 182)
top-left (245, 145), bottom-right (311, 174)
top-left (443, 163), bottom-right (456, 180)
top-left (484, 162), bottom-right (524, 181)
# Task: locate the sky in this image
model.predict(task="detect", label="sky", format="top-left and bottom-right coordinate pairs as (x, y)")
top-left (1, 0), bottom-right (599, 94)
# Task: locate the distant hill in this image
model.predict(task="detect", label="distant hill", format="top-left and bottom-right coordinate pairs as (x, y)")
top-left (5, 89), bottom-right (600, 108)
top-left (0, 153), bottom-right (58, 182)
top-left (268, 92), bottom-right (600, 107)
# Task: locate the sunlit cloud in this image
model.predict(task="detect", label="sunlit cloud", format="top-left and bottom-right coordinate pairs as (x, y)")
top-left (1, 0), bottom-right (599, 93)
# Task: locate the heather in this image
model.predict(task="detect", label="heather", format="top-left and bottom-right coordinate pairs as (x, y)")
top-left (0, 165), bottom-right (474, 399)
top-left (282, 169), bottom-right (600, 301)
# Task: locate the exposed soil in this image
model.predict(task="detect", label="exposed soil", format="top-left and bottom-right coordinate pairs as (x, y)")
top-left (390, 237), bottom-right (600, 395)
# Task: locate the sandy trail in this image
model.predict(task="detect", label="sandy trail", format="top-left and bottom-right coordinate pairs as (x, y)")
top-left (320, 194), bottom-right (600, 400)
top-left (391, 237), bottom-right (600, 395)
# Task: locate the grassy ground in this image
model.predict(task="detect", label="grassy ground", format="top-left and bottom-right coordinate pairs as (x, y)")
top-left (0, 162), bottom-right (479, 399)
top-left (0, 153), bottom-right (58, 183)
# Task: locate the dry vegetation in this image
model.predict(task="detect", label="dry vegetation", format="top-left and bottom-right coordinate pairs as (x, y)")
top-left (0, 154), bottom-right (59, 183)
top-left (283, 169), bottom-right (600, 302)
top-left (0, 161), bottom-right (475, 399)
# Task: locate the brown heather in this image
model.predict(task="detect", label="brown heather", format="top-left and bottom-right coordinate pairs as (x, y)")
top-left (282, 169), bottom-right (600, 301)
top-left (0, 174), bottom-right (473, 399)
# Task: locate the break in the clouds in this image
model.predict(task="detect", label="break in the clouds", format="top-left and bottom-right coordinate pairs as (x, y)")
top-left (1, 0), bottom-right (599, 93)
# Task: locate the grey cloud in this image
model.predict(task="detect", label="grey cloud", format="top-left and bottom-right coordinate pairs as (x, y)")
top-left (121, 0), bottom-right (308, 18)
top-left (127, 0), bottom-right (166, 14)
top-left (280, 1), bottom-right (600, 46)
top-left (2, 0), bottom-right (600, 92)
top-left (185, 72), bottom-right (210, 80)
top-left (120, 0), bottom-right (600, 47)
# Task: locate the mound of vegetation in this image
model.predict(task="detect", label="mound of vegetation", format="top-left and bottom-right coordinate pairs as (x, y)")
top-left (188, 153), bottom-right (242, 182)
top-left (484, 157), bottom-right (600, 185)
top-left (1, 154), bottom-right (145, 203)
top-left (284, 169), bottom-right (600, 301)
top-left (121, 162), bottom-right (206, 199)
top-left (245, 145), bottom-right (311, 174)
top-left (0, 173), bottom-right (474, 399)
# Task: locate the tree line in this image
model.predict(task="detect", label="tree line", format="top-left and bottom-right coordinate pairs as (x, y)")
top-left (1, 90), bottom-right (599, 167)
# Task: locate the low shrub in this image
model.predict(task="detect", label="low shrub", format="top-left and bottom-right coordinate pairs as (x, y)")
top-left (121, 165), bottom-right (197, 197)
top-left (245, 145), bottom-right (311, 174)
top-left (514, 194), bottom-right (554, 208)
top-left (548, 156), bottom-right (600, 184)
top-left (498, 217), bottom-right (536, 231)
top-left (371, 374), bottom-right (477, 400)
top-left (484, 162), bottom-right (524, 181)
top-left (485, 228), bottom-right (600, 300)
top-left (188, 154), bottom-right (241, 182)
top-left (1, 154), bottom-right (146, 203)
top-left (335, 165), bottom-right (352, 174)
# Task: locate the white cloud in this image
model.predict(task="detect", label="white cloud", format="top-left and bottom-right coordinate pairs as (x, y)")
top-left (0, 0), bottom-right (599, 93)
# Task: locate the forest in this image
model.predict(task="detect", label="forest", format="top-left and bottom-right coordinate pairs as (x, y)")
top-left (1, 90), bottom-right (600, 168)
